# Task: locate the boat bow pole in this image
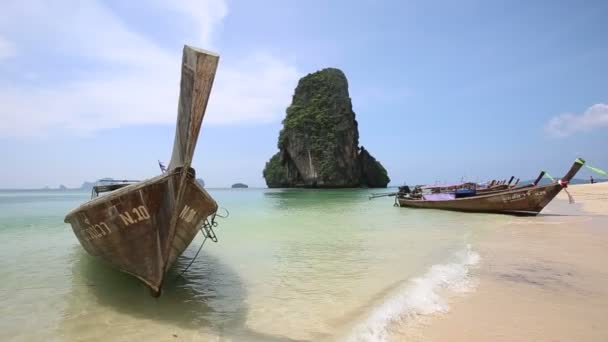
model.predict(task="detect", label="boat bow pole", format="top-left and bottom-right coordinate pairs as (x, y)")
top-left (163, 46), bottom-right (220, 275)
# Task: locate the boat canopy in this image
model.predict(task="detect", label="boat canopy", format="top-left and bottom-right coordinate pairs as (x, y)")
top-left (421, 182), bottom-right (476, 190)
top-left (422, 193), bottom-right (456, 201)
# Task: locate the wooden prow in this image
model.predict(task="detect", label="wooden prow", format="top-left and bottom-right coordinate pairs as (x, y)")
top-left (168, 46), bottom-right (220, 171)
top-left (164, 46), bottom-right (220, 274)
top-left (533, 171), bottom-right (546, 186)
top-left (561, 158), bottom-right (586, 183)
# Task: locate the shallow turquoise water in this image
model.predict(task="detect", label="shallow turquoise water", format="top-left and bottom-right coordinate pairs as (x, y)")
top-left (0, 189), bottom-right (506, 341)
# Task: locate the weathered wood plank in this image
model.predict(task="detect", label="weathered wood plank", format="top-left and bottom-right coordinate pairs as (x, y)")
top-left (168, 46), bottom-right (220, 171)
top-left (65, 171), bottom-right (218, 295)
top-left (164, 46), bottom-right (220, 274)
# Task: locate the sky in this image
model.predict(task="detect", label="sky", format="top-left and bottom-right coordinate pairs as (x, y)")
top-left (0, 0), bottom-right (607, 188)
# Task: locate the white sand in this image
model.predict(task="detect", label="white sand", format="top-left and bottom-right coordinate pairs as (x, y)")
top-left (400, 183), bottom-right (608, 341)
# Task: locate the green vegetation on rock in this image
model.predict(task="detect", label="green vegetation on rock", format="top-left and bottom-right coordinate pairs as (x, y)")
top-left (263, 152), bottom-right (289, 188)
top-left (263, 68), bottom-right (389, 188)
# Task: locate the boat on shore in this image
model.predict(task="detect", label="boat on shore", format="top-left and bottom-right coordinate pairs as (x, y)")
top-left (64, 45), bottom-right (220, 296)
top-left (369, 171), bottom-right (545, 201)
top-left (396, 158), bottom-right (585, 215)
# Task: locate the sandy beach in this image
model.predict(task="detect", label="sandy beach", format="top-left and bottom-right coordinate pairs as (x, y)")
top-left (403, 182), bottom-right (608, 341)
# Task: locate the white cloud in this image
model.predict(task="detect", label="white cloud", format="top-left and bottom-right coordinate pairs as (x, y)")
top-left (208, 53), bottom-right (299, 124)
top-left (0, 0), bottom-right (299, 138)
top-left (151, 0), bottom-right (228, 48)
top-left (545, 103), bottom-right (608, 138)
top-left (0, 36), bottom-right (16, 59)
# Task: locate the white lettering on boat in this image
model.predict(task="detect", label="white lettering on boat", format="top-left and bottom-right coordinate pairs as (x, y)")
top-left (81, 222), bottom-right (112, 241)
top-left (502, 190), bottom-right (547, 203)
top-left (81, 205), bottom-right (152, 242)
top-left (179, 205), bottom-right (198, 223)
top-left (120, 212), bottom-right (136, 226)
top-left (120, 206), bottom-right (151, 226)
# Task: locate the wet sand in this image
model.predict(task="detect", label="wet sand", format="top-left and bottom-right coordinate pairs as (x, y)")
top-left (404, 182), bottom-right (608, 341)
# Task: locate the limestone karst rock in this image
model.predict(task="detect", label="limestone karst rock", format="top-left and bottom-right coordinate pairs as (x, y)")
top-left (263, 68), bottom-right (389, 188)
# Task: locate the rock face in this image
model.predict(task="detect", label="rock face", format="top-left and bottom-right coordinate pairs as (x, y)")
top-left (359, 146), bottom-right (390, 188)
top-left (263, 68), bottom-right (389, 188)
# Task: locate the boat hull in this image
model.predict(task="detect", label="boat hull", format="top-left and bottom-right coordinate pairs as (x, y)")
top-left (397, 183), bottom-right (563, 215)
top-left (64, 171), bottom-right (217, 295)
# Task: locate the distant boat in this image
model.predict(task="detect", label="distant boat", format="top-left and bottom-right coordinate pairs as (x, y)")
top-left (64, 46), bottom-right (220, 296)
top-left (396, 158), bottom-right (585, 215)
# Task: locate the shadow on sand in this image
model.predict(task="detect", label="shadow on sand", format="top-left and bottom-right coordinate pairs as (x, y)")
top-left (61, 246), bottom-right (305, 341)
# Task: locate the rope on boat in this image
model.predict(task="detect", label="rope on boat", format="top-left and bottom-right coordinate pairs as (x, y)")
top-left (369, 192), bottom-right (397, 200)
top-left (176, 207), bottom-right (229, 278)
top-left (564, 188), bottom-right (575, 204)
top-left (543, 171), bottom-right (578, 204)
top-left (215, 207), bottom-right (230, 219)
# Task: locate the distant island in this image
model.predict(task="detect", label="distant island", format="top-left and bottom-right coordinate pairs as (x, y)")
top-left (231, 183), bottom-right (248, 188)
top-left (80, 181), bottom-right (95, 190)
top-left (79, 178), bottom-right (115, 191)
top-left (78, 177), bottom-right (206, 190)
top-left (0, 176), bottom-right (211, 191)
top-left (263, 68), bottom-right (390, 188)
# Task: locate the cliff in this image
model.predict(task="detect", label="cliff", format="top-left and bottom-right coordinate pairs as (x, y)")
top-left (359, 146), bottom-right (390, 188)
top-left (263, 68), bottom-right (389, 188)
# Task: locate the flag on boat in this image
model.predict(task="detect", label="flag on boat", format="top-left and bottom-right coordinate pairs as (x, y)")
top-left (586, 165), bottom-right (607, 177)
top-left (158, 160), bottom-right (167, 173)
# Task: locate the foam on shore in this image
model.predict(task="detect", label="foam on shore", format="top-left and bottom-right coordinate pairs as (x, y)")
top-left (348, 245), bottom-right (480, 342)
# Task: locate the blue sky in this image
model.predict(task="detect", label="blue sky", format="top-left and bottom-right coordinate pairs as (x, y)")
top-left (0, 0), bottom-right (607, 188)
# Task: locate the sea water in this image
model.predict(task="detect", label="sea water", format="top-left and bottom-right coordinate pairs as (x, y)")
top-left (0, 189), bottom-right (508, 341)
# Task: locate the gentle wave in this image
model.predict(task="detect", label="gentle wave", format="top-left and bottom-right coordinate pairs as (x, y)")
top-left (348, 245), bottom-right (480, 342)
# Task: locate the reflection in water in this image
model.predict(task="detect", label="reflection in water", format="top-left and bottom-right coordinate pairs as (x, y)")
top-left (61, 247), bottom-right (302, 341)
top-left (264, 189), bottom-right (372, 211)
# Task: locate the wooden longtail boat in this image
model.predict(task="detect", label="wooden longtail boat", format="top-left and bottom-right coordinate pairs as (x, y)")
top-left (397, 159), bottom-right (585, 215)
top-left (64, 46), bottom-right (220, 296)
